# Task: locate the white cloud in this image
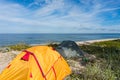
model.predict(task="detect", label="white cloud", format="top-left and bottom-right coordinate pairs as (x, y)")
top-left (0, 0), bottom-right (120, 33)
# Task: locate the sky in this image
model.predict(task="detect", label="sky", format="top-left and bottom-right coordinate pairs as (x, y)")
top-left (0, 0), bottom-right (120, 33)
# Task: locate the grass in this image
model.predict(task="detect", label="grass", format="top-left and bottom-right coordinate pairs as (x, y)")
top-left (7, 43), bottom-right (31, 51)
top-left (93, 39), bottom-right (120, 48)
top-left (82, 63), bottom-right (116, 80)
top-left (67, 62), bottom-right (116, 80)
top-left (77, 39), bottom-right (120, 80)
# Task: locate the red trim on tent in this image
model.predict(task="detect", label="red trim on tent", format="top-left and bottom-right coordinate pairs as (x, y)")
top-left (30, 73), bottom-right (33, 78)
top-left (21, 52), bottom-right (30, 61)
top-left (52, 47), bottom-right (56, 51)
top-left (45, 55), bottom-right (62, 79)
top-left (7, 64), bottom-right (11, 68)
top-left (52, 66), bottom-right (57, 80)
top-left (22, 50), bottom-right (47, 80)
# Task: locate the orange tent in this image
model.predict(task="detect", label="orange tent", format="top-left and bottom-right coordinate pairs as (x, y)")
top-left (0, 46), bottom-right (71, 80)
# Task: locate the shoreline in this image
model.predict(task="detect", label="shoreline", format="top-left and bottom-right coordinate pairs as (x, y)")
top-left (30, 38), bottom-right (120, 46)
top-left (0, 38), bottom-right (119, 47)
top-left (76, 38), bottom-right (120, 45)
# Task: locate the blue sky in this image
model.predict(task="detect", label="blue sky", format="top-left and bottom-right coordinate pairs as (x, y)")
top-left (0, 0), bottom-right (120, 33)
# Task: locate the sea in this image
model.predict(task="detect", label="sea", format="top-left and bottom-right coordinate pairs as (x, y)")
top-left (0, 33), bottom-right (120, 46)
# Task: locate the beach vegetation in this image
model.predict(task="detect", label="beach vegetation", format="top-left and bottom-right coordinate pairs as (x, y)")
top-left (7, 43), bottom-right (31, 51)
top-left (67, 62), bottom-right (116, 80)
top-left (77, 39), bottom-right (120, 80)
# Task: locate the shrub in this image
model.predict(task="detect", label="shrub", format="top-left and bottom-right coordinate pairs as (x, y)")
top-left (80, 40), bottom-right (120, 79)
top-left (65, 62), bottom-right (116, 80)
top-left (82, 63), bottom-right (116, 80)
top-left (8, 43), bottom-right (31, 51)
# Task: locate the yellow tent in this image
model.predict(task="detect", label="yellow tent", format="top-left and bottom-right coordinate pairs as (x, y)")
top-left (0, 46), bottom-right (71, 80)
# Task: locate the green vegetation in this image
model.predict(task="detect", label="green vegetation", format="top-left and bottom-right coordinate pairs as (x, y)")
top-left (68, 39), bottom-right (120, 80)
top-left (7, 43), bottom-right (31, 51)
top-left (93, 39), bottom-right (120, 48)
top-left (68, 62), bottom-right (116, 80)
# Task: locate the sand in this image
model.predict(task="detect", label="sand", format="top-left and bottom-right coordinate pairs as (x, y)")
top-left (76, 38), bottom-right (120, 45)
top-left (0, 51), bottom-right (20, 73)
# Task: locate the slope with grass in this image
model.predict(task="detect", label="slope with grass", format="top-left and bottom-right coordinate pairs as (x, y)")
top-left (69, 39), bottom-right (120, 80)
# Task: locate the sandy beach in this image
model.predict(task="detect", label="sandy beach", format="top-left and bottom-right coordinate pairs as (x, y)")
top-left (76, 38), bottom-right (120, 45)
top-left (30, 38), bottom-right (120, 46)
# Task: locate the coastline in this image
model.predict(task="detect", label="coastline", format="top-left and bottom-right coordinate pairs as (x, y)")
top-left (76, 38), bottom-right (120, 45)
top-left (30, 38), bottom-right (120, 46)
top-left (0, 33), bottom-right (120, 47)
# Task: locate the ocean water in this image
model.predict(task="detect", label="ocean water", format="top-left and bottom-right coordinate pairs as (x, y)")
top-left (0, 33), bottom-right (120, 46)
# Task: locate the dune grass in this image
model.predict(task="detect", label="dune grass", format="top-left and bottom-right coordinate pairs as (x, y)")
top-left (67, 62), bottom-right (116, 80)
top-left (77, 39), bottom-right (120, 80)
top-left (7, 43), bottom-right (31, 51)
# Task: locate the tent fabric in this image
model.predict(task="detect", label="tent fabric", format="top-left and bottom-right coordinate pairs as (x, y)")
top-left (0, 46), bottom-right (71, 80)
top-left (56, 40), bottom-right (84, 58)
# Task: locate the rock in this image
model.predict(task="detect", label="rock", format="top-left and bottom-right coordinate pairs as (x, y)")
top-left (0, 47), bottom-right (10, 53)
